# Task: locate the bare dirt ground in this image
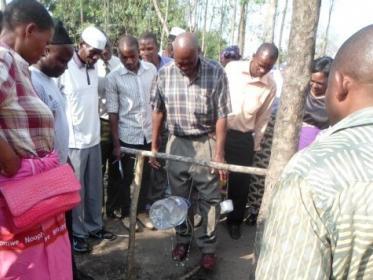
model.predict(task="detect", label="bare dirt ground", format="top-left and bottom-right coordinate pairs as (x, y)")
top-left (75, 217), bottom-right (257, 280)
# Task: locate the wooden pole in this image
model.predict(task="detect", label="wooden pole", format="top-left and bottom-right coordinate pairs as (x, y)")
top-left (126, 155), bottom-right (144, 280)
top-left (123, 146), bottom-right (267, 279)
top-left (120, 147), bottom-right (267, 176)
top-left (0, 0), bottom-right (6, 12)
top-left (255, 0), bottom-right (321, 264)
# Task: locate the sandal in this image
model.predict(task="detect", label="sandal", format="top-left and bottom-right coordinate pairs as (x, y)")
top-left (89, 228), bottom-right (117, 241)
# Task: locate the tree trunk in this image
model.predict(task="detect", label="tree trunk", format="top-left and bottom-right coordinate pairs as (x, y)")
top-left (218, 0), bottom-right (226, 56)
top-left (256, 0), bottom-right (321, 254)
top-left (79, 0), bottom-right (84, 24)
top-left (0, 0), bottom-right (6, 11)
top-left (230, 0), bottom-right (238, 45)
top-left (104, 0), bottom-right (109, 34)
top-left (201, 0), bottom-right (209, 53)
top-left (160, 0), bottom-right (169, 51)
top-left (264, 0), bottom-right (278, 43)
top-left (237, 0), bottom-right (248, 54)
top-left (152, 0), bottom-right (170, 35)
top-left (278, 0), bottom-right (289, 64)
top-left (321, 0), bottom-right (335, 55)
top-left (188, 0), bottom-right (198, 32)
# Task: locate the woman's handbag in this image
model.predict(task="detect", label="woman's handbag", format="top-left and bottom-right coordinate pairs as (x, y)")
top-left (0, 164), bottom-right (81, 231)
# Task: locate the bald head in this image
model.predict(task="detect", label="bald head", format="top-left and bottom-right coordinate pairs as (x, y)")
top-left (173, 32), bottom-right (200, 52)
top-left (325, 25), bottom-right (373, 125)
top-left (173, 32), bottom-right (200, 79)
top-left (332, 25), bottom-right (373, 84)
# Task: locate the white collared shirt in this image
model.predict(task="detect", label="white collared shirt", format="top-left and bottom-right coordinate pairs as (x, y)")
top-left (225, 60), bottom-right (276, 151)
top-left (106, 61), bottom-right (157, 145)
top-left (59, 52), bottom-right (101, 149)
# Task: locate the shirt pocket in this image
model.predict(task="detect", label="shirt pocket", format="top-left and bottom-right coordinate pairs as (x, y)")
top-left (193, 87), bottom-right (211, 115)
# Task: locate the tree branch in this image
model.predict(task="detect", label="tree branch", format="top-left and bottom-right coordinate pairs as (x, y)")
top-left (151, 0), bottom-right (170, 36)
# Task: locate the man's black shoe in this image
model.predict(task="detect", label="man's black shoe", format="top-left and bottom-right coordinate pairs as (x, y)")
top-left (73, 237), bottom-right (91, 253)
top-left (89, 228), bottom-right (117, 241)
top-left (228, 224), bottom-right (241, 240)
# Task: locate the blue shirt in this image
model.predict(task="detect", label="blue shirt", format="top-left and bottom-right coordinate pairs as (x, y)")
top-left (158, 55), bottom-right (173, 71)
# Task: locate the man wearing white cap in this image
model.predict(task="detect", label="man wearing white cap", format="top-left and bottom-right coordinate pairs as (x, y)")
top-left (59, 25), bottom-right (116, 254)
top-left (163, 26), bottom-right (186, 58)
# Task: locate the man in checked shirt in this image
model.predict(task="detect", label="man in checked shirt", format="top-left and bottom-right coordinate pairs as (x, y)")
top-left (150, 32), bottom-right (231, 271)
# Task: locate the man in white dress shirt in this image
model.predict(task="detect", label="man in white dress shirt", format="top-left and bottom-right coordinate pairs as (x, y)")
top-left (106, 35), bottom-right (157, 230)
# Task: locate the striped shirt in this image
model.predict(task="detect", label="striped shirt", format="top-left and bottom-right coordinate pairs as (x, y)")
top-left (106, 61), bottom-right (157, 145)
top-left (256, 107), bottom-right (373, 279)
top-left (0, 44), bottom-right (54, 158)
top-left (152, 57), bottom-right (231, 136)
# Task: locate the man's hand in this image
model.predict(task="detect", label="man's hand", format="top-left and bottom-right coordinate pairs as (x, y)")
top-left (213, 154), bottom-right (228, 181)
top-left (112, 144), bottom-right (121, 161)
top-left (149, 150), bottom-right (161, 169)
top-left (0, 147), bottom-right (20, 177)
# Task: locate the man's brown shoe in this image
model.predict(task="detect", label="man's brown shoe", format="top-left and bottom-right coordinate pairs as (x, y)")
top-left (200, 254), bottom-right (216, 271)
top-left (172, 243), bottom-right (189, 261)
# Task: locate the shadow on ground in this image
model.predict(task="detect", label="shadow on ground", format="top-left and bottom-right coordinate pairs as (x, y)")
top-left (75, 218), bottom-right (257, 280)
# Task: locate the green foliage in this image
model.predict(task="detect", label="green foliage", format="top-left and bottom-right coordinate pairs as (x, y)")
top-left (196, 31), bottom-right (227, 60)
top-left (40, 0), bottom-right (187, 46)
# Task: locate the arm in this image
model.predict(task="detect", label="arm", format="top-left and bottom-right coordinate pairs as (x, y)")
top-left (109, 113), bottom-right (121, 160)
top-left (151, 111), bottom-right (164, 153)
top-left (0, 139), bottom-right (20, 177)
top-left (214, 70), bottom-right (231, 180)
top-left (105, 75), bottom-right (120, 160)
top-left (214, 117), bottom-right (227, 180)
top-left (149, 75), bottom-right (166, 168)
top-left (254, 86), bottom-right (276, 151)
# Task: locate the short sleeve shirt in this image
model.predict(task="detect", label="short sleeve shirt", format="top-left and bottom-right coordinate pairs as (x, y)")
top-left (152, 57), bottom-right (231, 136)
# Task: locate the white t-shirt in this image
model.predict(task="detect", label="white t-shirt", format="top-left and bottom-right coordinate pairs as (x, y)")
top-left (31, 66), bottom-right (69, 163)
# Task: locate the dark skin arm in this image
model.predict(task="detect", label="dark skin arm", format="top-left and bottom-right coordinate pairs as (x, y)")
top-left (109, 113), bottom-right (121, 161)
top-left (149, 111), bottom-right (164, 169)
top-left (0, 139), bottom-right (20, 177)
top-left (214, 117), bottom-right (228, 181)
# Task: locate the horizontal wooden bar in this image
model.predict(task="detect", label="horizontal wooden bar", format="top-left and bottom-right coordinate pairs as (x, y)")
top-left (120, 147), bottom-right (267, 176)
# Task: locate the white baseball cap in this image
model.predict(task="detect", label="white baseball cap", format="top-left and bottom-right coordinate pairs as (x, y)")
top-left (81, 26), bottom-right (107, 50)
top-left (169, 27), bottom-right (186, 37)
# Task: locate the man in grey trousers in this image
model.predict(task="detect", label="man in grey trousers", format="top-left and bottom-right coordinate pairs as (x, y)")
top-left (59, 26), bottom-right (116, 253)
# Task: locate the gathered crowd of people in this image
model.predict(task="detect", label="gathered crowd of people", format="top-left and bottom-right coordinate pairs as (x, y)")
top-left (1, 0), bottom-right (373, 279)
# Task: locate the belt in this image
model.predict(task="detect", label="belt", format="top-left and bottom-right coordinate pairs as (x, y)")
top-left (228, 129), bottom-right (253, 135)
top-left (174, 133), bottom-right (210, 140)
